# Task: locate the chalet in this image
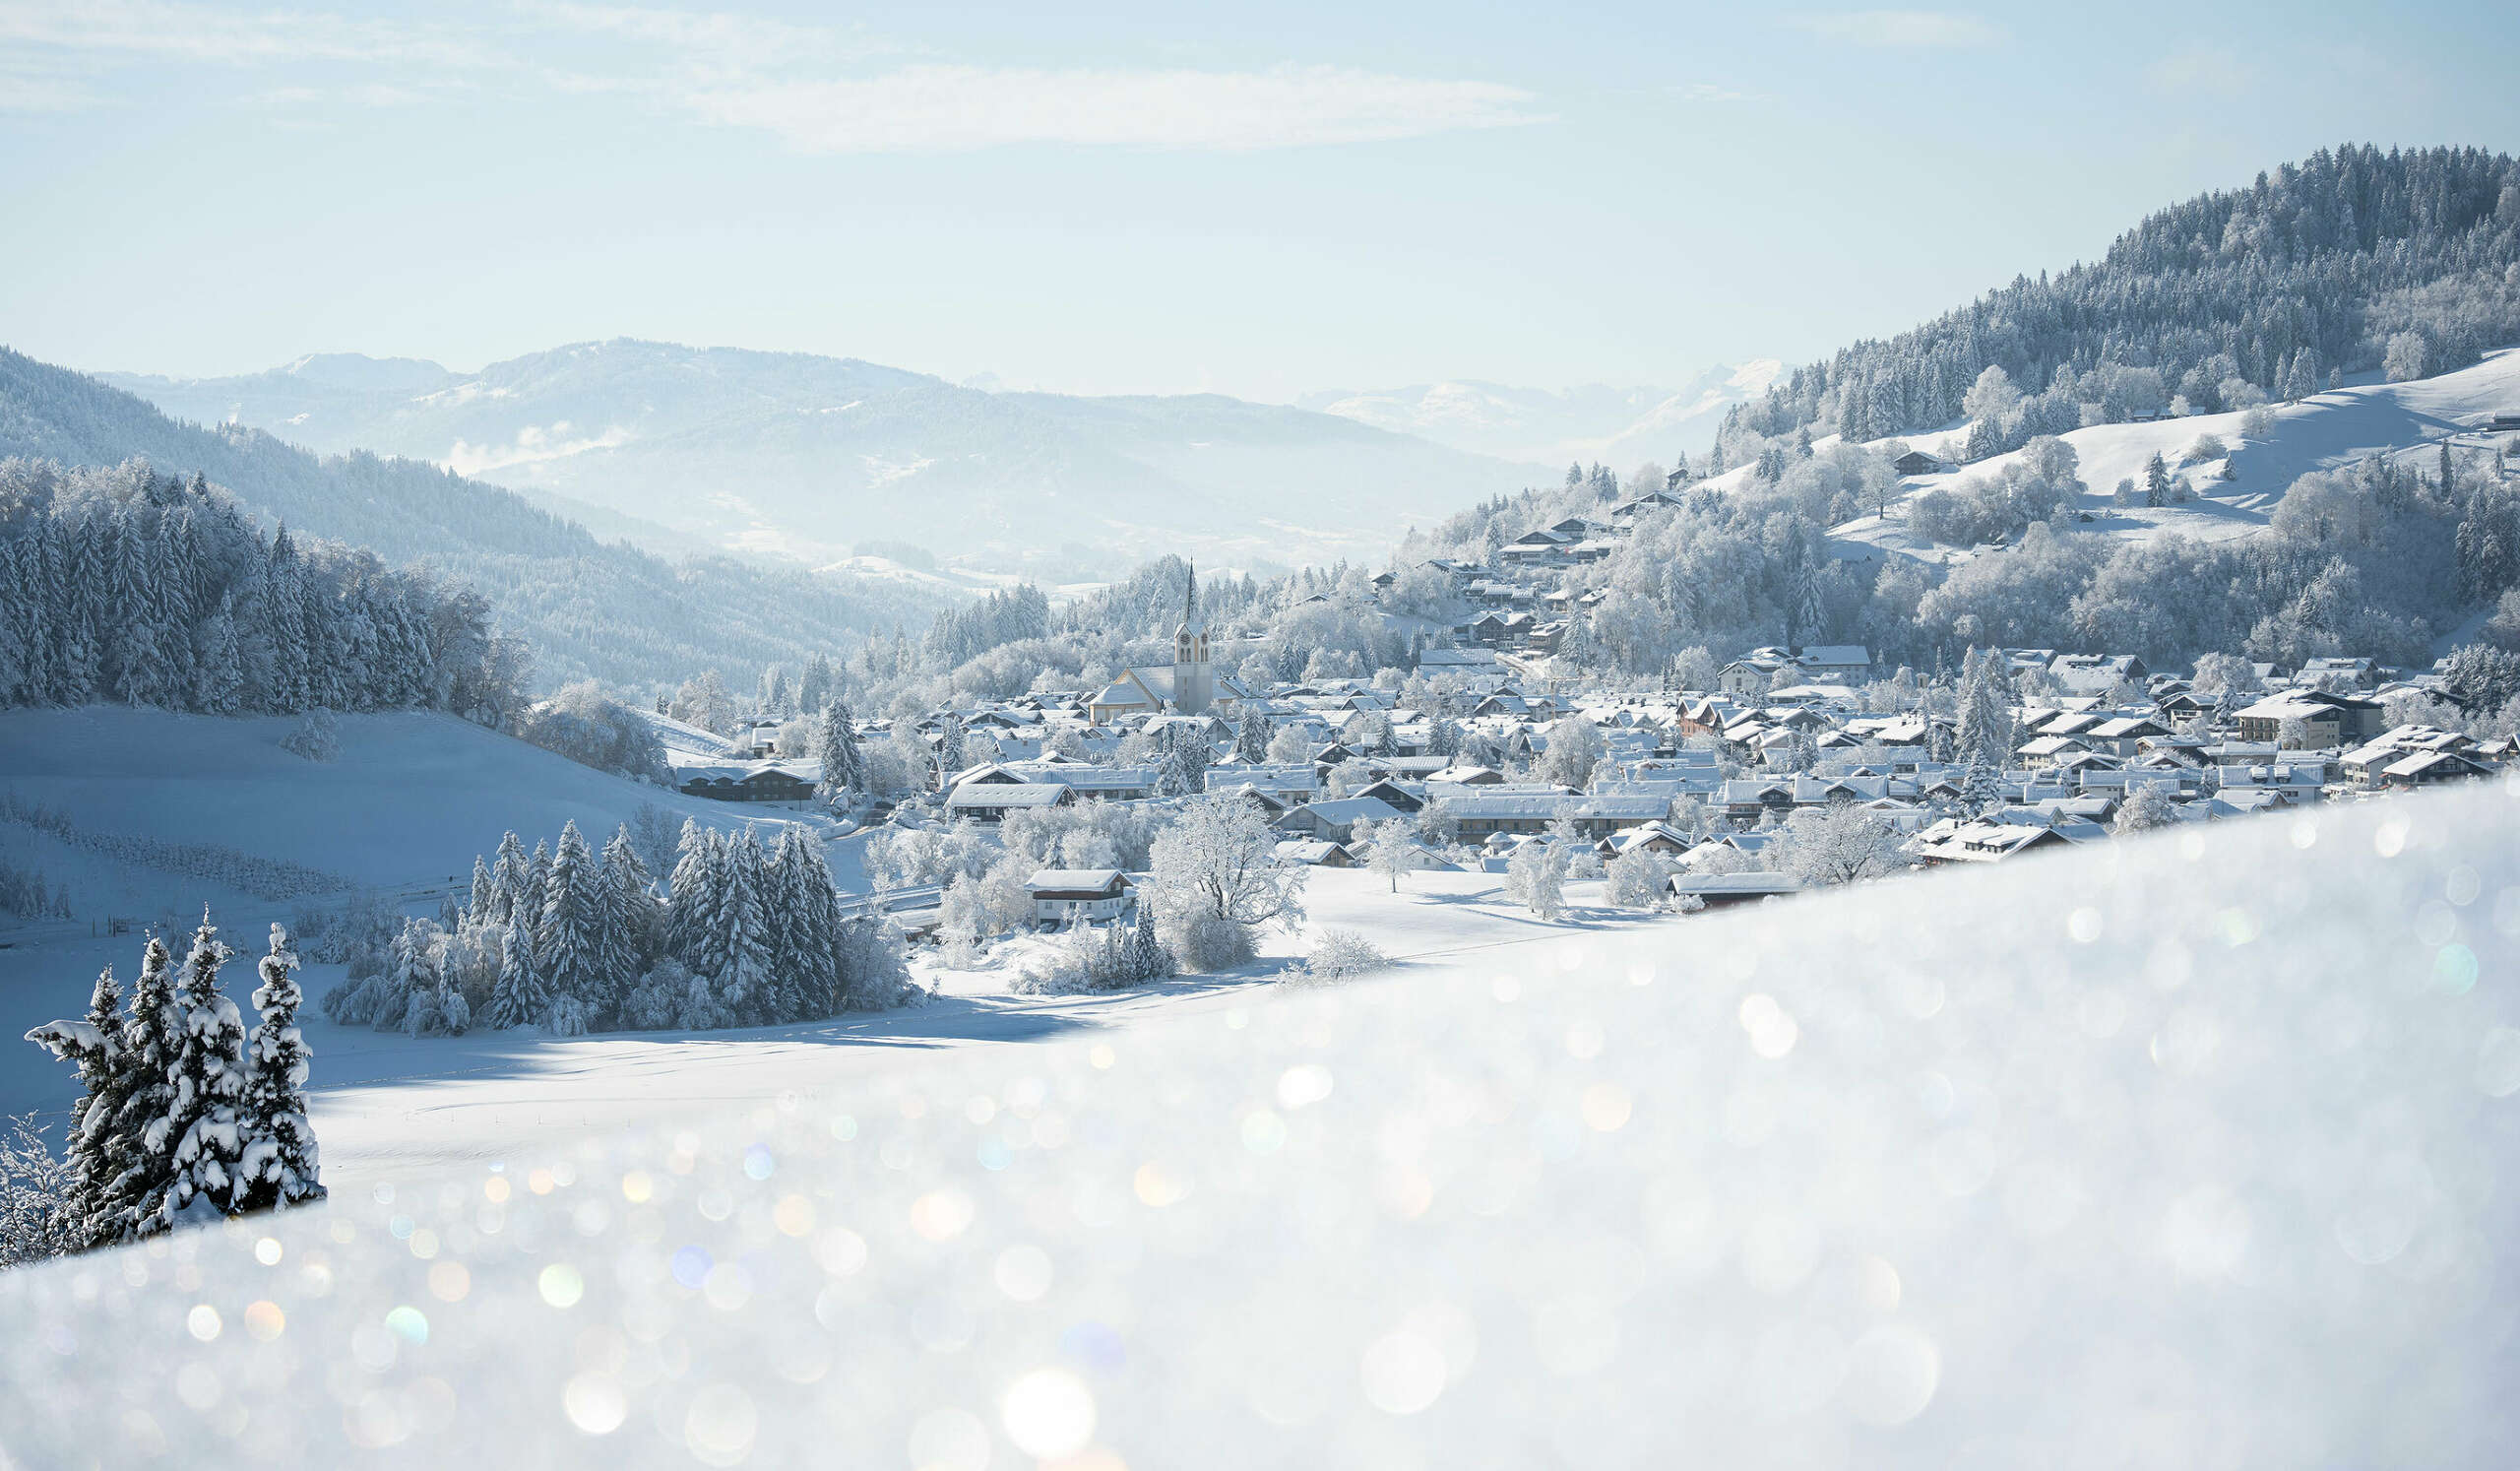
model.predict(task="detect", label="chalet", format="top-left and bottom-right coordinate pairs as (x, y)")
top-left (945, 782), bottom-right (1073, 822)
top-left (2049, 654), bottom-right (2147, 694)
top-left (1904, 818), bottom-right (2071, 865)
top-left (2377, 749), bottom-right (2496, 788)
top-left (1276, 796), bottom-right (1407, 843)
top-left (2298, 656), bottom-right (2380, 689)
top-left (1445, 792), bottom-right (1671, 839)
top-left (1891, 450), bottom-right (1947, 477)
top-left (1274, 839), bottom-right (1356, 867)
top-left (1668, 871), bottom-right (1803, 910)
top-left (1026, 869), bottom-right (1136, 925)
top-left (2232, 689), bottom-right (2386, 748)
top-left (673, 762), bottom-right (819, 803)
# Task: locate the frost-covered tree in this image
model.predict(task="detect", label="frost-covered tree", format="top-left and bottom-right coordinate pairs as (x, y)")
top-left (1156, 723), bottom-right (1213, 799)
top-left (599, 824), bottom-right (660, 1004)
top-left (22, 965), bottom-right (135, 1249)
top-left (1539, 716), bottom-right (1605, 790)
top-left (1147, 799), bottom-right (1306, 971)
top-left (1604, 848), bottom-right (1676, 908)
top-left (143, 920), bottom-right (249, 1233)
top-left (233, 926), bottom-right (323, 1214)
top-left (1772, 804), bottom-right (1905, 886)
top-left (2113, 784), bottom-right (2180, 833)
top-left (1503, 841), bottom-right (1567, 922)
top-left (1357, 817), bottom-right (1418, 893)
top-left (1233, 708), bottom-right (1271, 764)
top-left (484, 920), bottom-right (544, 1031)
top-left (816, 700), bottom-right (865, 808)
top-left (538, 821), bottom-right (607, 1014)
top-left (105, 936), bottom-right (184, 1242)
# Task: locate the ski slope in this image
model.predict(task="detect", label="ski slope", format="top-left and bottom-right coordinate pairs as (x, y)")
top-left (3, 779), bottom-right (2514, 1467)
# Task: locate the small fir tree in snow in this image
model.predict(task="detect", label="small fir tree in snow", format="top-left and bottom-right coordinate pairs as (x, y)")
top-left (665, 818), bottom-right (721, 970)
top-left (109, 936), bottom-right (184, 1241)
top-left (144, 919), bottom-right (249, 1232)
top-left (488, 830), bottom-right (530, 927)
top-left (484, 920), bottom-right (544, 1031)
top-left (1233, 709), bottom-right (1271, 764)
top-left (22, 965), bottom-right (134, 1249)
top-left (817, 701), bottom-right (865, 807)
top-left (233, 926), bottom-right (323, 1214)
top-left (538, 821), bottom-right (607, 1017)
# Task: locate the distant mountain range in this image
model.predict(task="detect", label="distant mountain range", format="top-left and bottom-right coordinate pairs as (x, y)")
top-left (100, 342), bottom-right (1550, 577)
top-left (1295, 359), bottom-right (1784, 468)
top-left (0, 347), bottom-right (952, 691)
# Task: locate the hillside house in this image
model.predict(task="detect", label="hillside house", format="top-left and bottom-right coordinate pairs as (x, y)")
top-left (1027, 869), bottom-right (1136, 925)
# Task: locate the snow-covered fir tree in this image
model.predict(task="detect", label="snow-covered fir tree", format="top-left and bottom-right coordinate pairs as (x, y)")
top-left (538, 820), bottom-right (608, 1019)
top-left (145, 920), bottom-right (250, 1233)
top-left (233, 925), bottom-right (324, 1213)
top-left (22, 965), bottom-right (134, 1250)
top-left (485, 919), bottom-right (544, 1031)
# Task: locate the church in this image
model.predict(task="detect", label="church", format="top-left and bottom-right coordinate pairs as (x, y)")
top-left (1087, 563), bottom-right (1250, 724)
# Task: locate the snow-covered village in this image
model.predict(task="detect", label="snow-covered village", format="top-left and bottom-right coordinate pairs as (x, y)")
top-left (8, 10), bottom-right (2520, 1466)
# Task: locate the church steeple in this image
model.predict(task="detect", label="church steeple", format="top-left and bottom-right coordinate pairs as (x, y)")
top-left (1172, 559), bottom-right (1212, 713)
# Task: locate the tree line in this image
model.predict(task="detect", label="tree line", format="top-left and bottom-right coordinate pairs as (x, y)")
top-left (0, 460), bottom-right (525, 722)
top-left (322, 817), bottom-right (911, 1037)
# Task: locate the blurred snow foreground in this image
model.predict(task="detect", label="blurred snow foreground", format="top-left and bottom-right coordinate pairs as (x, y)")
top-left (6, 786), bottom-right (2520, 1469)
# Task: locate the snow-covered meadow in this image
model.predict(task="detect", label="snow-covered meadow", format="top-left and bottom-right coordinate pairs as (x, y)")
top-left (4, 778), bottom-right (2515, 1466)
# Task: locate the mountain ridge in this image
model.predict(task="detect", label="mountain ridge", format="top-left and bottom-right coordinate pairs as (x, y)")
top-left (100, 339), bottom-right (1547, 577)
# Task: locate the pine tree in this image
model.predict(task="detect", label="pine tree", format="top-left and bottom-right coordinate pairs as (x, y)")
top-left (665, 819), bottom-right (722, 971)
top-left (712, 830), bottom-right (775, 1022)
top-left (469, 856), bottom-right (496, 921)
top-left (539, 821), bottom-right (606, 1014)
top-left (489, 830), bottom-right (530, 927)
top-left (191, 591), bottom-right (243, 715)
top-left (485, 921), bottom-right (545, 1030)
top-left (107, 936), bottom-right (183, 1242)
top-left (1233, 709), bottom-right (1271, 764)
top-left (817, 701), bottom-right (865, 807)
top-left (1124, 910), bottom-right (1169, 982)
top-left (144, 919), bottom-right (250, 1233)
top-left (23, 965), bottom-right (135, 1249)
top-left (600, 824), bottom-right (658, 999)
top-left (2144, 451), bottom-right (2173, 507)
top-left (233, 926), bottom-right (324, 1214)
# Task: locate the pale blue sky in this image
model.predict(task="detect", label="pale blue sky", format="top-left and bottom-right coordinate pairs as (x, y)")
top-left (4, 1), bottom-right (2516, 400)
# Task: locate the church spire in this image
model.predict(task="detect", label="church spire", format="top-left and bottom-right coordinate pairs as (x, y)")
top-left (1185, 559), bottom-right (1198, 624)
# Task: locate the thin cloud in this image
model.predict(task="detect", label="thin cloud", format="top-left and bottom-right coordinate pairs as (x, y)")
top-left (1675, 82), bottom-right (1759, 103)
top-left (0, 0), bottom-right (498, 67)
top-left (677, 64), bottom-right (1546, 153)
top-left (0, 1), bottom-right (1544, 153)
top-left (1792, 11), bottom-right (2005, 48)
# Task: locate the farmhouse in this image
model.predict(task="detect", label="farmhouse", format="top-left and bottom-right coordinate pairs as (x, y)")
top-left (1026, 869), bottom-right (1136, 925)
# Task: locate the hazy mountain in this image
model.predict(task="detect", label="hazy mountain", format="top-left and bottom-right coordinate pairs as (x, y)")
top-left (1296, 359), bottom-right (1784, 468)
top-left (101, 340), bottom-right (1545, 577)
top-left (1, 347), bottom-right (952, 692)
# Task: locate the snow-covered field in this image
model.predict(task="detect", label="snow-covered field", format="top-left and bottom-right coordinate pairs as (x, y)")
top-left (1734, 346), bottom-right (2520, 564)
top-left (0, 709), bottom-right (851, 1118)
top-left (0, 707), bottom-right (1690, 1195)
top-left (4, 778), bottom-right (2515, 1466)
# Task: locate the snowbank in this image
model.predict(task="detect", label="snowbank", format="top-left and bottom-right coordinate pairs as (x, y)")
top-left (4, 778), bottom-right (2518, 1467)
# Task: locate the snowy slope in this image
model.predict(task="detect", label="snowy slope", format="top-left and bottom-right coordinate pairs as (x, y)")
top-left (4, 782), bottom-right (2516, 1466)
top-left (1832, 348), bottom-right (2520, 561)
top-left (0, 707), bottom-right (833, 1119)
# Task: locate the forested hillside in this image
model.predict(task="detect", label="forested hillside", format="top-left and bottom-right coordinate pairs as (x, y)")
top-left (0, 348), bottom-right (950, 693)
top-left (1723, 145), bottom-right (2520, 458)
